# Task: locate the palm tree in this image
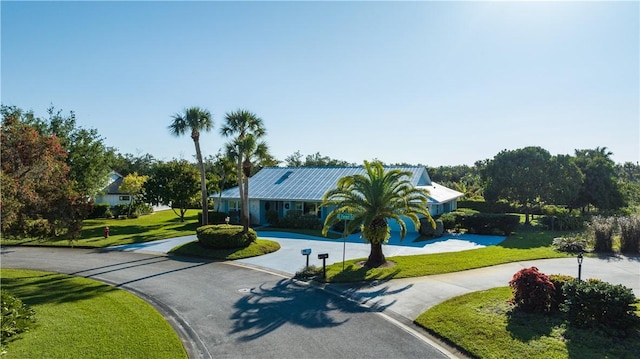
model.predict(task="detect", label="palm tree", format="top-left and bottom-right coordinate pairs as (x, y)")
top-left (220, 109), bottom-right (266, 232)
top-left (321, 161), bottom-right (435, 267)
top-left (168, 107), bottom-right (213, 225)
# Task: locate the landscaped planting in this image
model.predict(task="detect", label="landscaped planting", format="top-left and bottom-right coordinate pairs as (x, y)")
top-left (196, 224), bottom-right (257, 249)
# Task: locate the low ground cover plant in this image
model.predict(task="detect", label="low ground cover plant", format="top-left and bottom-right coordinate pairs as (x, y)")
top-left (1, 290), bottom-right (36, 352)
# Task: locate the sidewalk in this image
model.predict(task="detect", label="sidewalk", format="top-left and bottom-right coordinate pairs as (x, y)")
top-left (108, 232), bottom-right (640, 322)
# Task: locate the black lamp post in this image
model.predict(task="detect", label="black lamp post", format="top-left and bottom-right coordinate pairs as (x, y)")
top-left (577, 252), bottom-right (583, 281)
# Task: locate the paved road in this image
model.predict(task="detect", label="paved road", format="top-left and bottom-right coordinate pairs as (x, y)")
top-left (1, 247), bottom-right (454, 359)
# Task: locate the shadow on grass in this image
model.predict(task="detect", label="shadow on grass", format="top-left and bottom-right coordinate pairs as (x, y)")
top-left (0, 272), bottom-right (117, 306)
top-left (230, 278), bottom-right (370, 341)
top-left (505, 308), bottom-right (559, 342)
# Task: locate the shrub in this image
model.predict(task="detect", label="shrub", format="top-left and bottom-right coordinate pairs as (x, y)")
top-left (552, 235), bottom-right (588, 253)
top-left (561, 279), bottom-right (640, 336)
top-left (548, 274), bottom-right (575, 311)
top-left (88, 203), bottom-right (110, 219)
top-left (278, 210), bottom-right (322, 230)
top-left (588, 216), bottom-right (616, 252)
top-left (294, 265), bottom-right (322, 279)
top-left (265, 210), bottom-right (279, 226)
top-left (457, 200), bottom-right (514, 213)
top-left (196, 224), bottom-right (257, 249)
top-left (198, 211), bottom-right (230, 225)
top-left (508, 267), bottom-right (556, 313)
top-left (112, 204), bottom-right (129, 217)
top-left (540, 206), bottom-right (586, 231)
top-left (419, 218), bottom-right (443, 237)
top-left (463, 213), bottom-right (520, 236)
top-left (1, 290), bottom-right (36, 348)
top-left (618, 215), bottom-right (640, 254)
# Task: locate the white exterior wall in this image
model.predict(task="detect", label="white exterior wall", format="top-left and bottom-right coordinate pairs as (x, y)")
top-left (94, 194), bottom-right (130, 207)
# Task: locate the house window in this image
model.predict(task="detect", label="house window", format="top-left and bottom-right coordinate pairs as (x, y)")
top-left (119, 195), bottom-right (130, 201)
top-left (303, 202), bottom-right (319, 217)
top-left (294, 202), bottom-right (303, 212)
top-left (229, 200), bottom-right (241, 211)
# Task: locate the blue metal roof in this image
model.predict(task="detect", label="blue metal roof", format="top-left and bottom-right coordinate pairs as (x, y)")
top-left (214, 166), bottom-right (433, 202)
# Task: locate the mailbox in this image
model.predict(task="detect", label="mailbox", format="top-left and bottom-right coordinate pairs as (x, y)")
top-left (301, 248), bottom-right (312, 256)
top-left (318, 253), bottom-right (329, 259)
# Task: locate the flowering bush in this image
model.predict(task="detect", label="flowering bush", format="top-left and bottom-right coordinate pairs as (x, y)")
top-left (508, 267), bottom-right (556, 313)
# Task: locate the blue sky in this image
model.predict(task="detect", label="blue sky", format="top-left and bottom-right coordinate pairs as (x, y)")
top-left (2, 1), bottom-right (638, 166)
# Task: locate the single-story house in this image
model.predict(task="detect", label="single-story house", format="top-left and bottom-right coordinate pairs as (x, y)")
top-left (213, 166), bottom-right (463, 232)
top-left (94, 171), bottom-right (132, 207)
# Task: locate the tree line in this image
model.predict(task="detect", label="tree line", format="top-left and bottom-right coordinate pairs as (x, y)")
top-left (2, 104), bottom-right (638, 239)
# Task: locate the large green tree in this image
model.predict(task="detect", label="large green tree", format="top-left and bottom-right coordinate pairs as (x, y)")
top-left (168, 107), bottom-right (213, 225)
top-left (144, 160), bottom-right (200, 222)
top-left (112, 152), bottom-right (157, 176)
top-left (2, 105), bottom-right (115, 199)
top-left (1, 110), bottom-right (88, 238)
top-left (483, 146), bottom-right (552, 224)
top-left (220, 109), bottom-right (267, 232)
top-left (321, 161), bottom-right (434, 267)
top-left (573, 147), bottom-right (625, 211)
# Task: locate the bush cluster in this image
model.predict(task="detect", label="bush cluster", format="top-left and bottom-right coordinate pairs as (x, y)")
top-left (540, 206), bottom-right (586, 231)
top-left (198, 211), bottom-right (231, 225)
top-left (561, 279), bottom-right (639, 336)
top-left (88, 203), bottom-right (111, 219)
top-left (1, 290), bottom-right (36, 348)
top-left (196, 224), bottom-right (257, 249)
top-left (438, 211), bottom-right (519, 235)
top-left (277, 210), bottom-right (322, 230)
top-left (510, 269), bottom-right (640, 337)
top-left (419, 218), bottom-right (444, 237)
top-left (508, 267), bottom-right (556, 313)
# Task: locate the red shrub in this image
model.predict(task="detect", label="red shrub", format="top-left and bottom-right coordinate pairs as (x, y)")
top-left (509, 266), bottom-right (556, 313)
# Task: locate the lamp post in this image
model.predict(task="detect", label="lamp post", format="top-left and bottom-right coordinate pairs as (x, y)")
top-left (577, 252), bottom-right (583, 281)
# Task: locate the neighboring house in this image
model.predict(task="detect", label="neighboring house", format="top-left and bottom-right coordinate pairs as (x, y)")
top-left (213, 166), bottom-right (463, 232)
top-left (94, 171), bottom-right (132, 207)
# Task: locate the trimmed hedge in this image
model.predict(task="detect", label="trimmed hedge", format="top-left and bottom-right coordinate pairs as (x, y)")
top-left (88, 203), bottom-right (110, 219)
top-left (438, 211), bottom-right (519, 235)
top-left (196, 225), bottom-right (257, 249)
top-left (278, 210), bottom-right (322, 230)
top-left (198, 211), bottom-right (231, 225)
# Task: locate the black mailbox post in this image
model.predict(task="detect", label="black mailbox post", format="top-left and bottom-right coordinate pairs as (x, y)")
top-left (318, 253), bottom-right (329, 279)
top-left (301, 248), bottom-right (312, 268)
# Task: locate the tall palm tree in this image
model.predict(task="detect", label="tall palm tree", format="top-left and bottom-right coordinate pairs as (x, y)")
top-left (168, 107), bottom-right (213, 225)
top-left (321, 161), bottom-right (435, 267)
top-left (220, 109), bottom-right (266, 232)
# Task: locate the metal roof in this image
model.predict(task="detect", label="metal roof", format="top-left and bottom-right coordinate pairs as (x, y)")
top-left (214, 166), bottom-right (444, 202)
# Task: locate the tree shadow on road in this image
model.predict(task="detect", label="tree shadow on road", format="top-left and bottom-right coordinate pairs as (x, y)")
top-left (230, 278), bottom-right (391, 341)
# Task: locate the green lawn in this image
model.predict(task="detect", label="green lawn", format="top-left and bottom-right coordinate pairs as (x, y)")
top-left (1, 210), bottom-right (200, 248)
top-left (415, 287), bottom-right (640, 359)
top-left (321, 229), bottom-right (572, 282)
top-left (0, 269), bottom-right (187, 359)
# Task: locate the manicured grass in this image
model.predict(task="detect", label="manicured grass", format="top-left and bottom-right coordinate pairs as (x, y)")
top-left (414, 287), bottom-right (640, 359)
top-left (0, 269), bottom-right (186, 359)
top-left (322, 230), bottom-right (572, 282)
top-left (1, 210), bottom-right (200, 248)
top-left (170, 239), bottom-right (281, 260)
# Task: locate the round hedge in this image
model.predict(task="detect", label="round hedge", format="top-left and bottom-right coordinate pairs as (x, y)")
top-left (196, 224), bottom-right (257, 249)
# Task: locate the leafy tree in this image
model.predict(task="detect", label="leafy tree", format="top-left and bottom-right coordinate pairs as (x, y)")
top-left (547, 154), bottom-right (583, 207)
top-left (112, 152), bottom-right (157, 176)
top-left (321, 161), bottom-right (434, 267)
top-left (1, 105), bottom-right (115, 199)
top-left (144, 160), bottom-right (200, 222)
top-left (220, 109), bottom-right (267, 232)
top-left (284, 150), bottom-right (354, 167)
top-left (206, 152), bottom-right (237, 211)
top-left (119, 172), bottom-right (148, 216)
top-left (573, 147), bottom-right (625, 211)
top-left (168, 107), bottom-right (213, 225)
top-left (483, 146), bottom-right (552, 224)
top-left (1, 110), bottom-right (88, 238)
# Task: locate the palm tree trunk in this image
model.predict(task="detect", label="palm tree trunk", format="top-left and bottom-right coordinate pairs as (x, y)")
top-left (236, 155), bottom-right (244, 226)
top-left (194, 139), bottom-right (208, 226)
top-left (365, 242), bottom-right (386, 267)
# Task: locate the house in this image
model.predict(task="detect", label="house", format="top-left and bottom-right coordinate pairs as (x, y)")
top-left (213, 166), bottom-right (463, 232)
top-left (94, 171), bottom-right (132, 207)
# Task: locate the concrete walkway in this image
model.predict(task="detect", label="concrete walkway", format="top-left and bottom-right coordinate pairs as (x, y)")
top-left (108, 232), bottom-right (640, 322)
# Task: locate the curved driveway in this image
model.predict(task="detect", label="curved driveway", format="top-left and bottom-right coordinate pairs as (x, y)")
top-left (1, 247), bottom-right (454, 359)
